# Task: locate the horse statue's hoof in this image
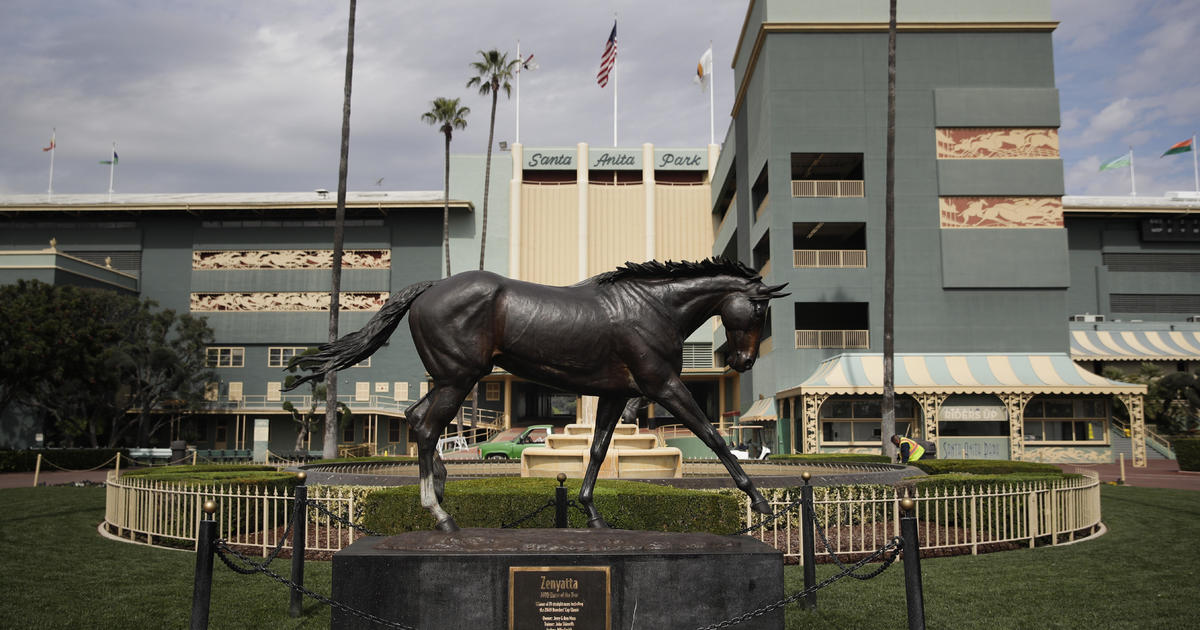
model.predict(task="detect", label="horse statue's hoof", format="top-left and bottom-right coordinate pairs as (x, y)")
top-left (435, 517), bottom-right (460, 533)
top-left (586, 516), bottom-right (610, 529)
top-left (751, 498), bottom-right (773, 516)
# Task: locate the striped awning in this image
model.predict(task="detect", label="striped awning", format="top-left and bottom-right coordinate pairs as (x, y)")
top-left (778, 353), bottom-right (1145, 397)
top-left (741, 397), bottom-right (777, 422)
top-left (1070, 328), bottom-right (1200, 361)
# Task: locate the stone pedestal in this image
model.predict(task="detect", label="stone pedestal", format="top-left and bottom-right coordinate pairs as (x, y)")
top-left (332, 528), bottom-right (783, 629)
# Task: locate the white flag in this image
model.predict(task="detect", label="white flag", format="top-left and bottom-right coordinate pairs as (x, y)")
top-left (694, 46), bottom-right (713, 89)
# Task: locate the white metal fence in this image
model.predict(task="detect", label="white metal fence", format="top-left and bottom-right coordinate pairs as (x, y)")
top-left (104, 472), bottom-right (361, 556)
top-left (751, 471), bottom-right (1102, 562)
top-left (105, 470), bottom-right (1101, 559)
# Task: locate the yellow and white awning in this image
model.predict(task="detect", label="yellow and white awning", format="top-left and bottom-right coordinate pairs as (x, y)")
top-left (778, 352), bottom-right (1145, 397)
top-left (1071, 329), bottom-right (1200, 361)
top-left (740, 397), bottom-right (777, 422)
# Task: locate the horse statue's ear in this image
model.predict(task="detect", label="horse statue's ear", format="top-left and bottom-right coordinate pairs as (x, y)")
top-left (760, 282), bottom-right (790, 299)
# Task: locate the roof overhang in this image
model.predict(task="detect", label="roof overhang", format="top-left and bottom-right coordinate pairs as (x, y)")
top-left (741, 397), bottom-right (778, 422)
top-left (1071, 328), bottom-right (1200, 362)
top-left (778, 352), bottom-right (1146, 398)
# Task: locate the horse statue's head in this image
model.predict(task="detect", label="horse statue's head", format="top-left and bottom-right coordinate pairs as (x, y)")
top-left (720, 278), bottom-right (789, 372)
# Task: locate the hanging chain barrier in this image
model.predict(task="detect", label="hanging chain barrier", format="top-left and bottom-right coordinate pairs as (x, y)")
top-left (725, 493), bottom-right (807, 536)
top-left (214, 541), bottom-right (416, 630)
top-left (694, 535), bottom-right (904, 630)
top-left (501, 499), bottom-right (556, 529)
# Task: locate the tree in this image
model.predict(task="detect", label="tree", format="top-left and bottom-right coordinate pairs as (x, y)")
top-left (325, 0), bottom-right (357, 460)
top-left (284, 349), bottom-right (351, 453)
top-left (421, 97), bottom-right (470, 278)
top-left (0, 280), bottom-right (215, 447)
top-left (881, 0), bottom-right (898, 459)
top-left (1101, 363), bottom-right (1200, 434)
top-left (466, 49), bottom-right (519, 271)
top-left (111, 306), bottom-right (215, 447)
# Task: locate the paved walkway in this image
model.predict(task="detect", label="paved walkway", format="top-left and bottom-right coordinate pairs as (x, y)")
top-left (1058, 458), bottom-right (1200, 491)
top-left (4, 459), bottom-right (1198, 491)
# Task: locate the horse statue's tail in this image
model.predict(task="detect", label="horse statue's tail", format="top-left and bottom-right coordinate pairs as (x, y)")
top-left (284, 280), bottom-right (438, 390)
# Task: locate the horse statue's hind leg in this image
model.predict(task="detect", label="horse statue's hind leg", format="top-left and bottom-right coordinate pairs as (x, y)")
top-left (405, 381), bottom-right (476, 532)
top-left (577, 396), bottom-right (630, 528)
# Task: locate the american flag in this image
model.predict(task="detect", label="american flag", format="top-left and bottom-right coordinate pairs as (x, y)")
top-left (596, 22), bottom-right (616, 88)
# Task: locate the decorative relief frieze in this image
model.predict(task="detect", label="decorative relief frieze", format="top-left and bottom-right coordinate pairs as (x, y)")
top-left (936, 128), bottom-right (1059, 159)
top-left (192, 249), bottom-right (390, 270)
top-left (190, 291), bottom-right (388, 312)
top-left (939, 197), bottom-right (1063, 228)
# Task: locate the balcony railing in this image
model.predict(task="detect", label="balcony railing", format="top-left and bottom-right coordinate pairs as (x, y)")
top-left (791, 180), bottom-right (865, 198)
top-left (793, 249), bottom-right (867, 268)
top-left (795, 329), bottom-right (869, 349)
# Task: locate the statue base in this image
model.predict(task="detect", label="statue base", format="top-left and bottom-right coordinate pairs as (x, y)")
top-left (331, 528), bottom-right (783, 629)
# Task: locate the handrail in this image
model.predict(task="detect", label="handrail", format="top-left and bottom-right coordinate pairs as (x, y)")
top-left (1111, 417), bottom-right (1175, 457)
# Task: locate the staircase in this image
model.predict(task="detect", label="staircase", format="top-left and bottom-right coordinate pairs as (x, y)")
top-left (1109, 427), bottom-right (1172, 461)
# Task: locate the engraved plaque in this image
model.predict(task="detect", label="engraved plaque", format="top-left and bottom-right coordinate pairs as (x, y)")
top-left (509, 566), bottom-right (610, 630)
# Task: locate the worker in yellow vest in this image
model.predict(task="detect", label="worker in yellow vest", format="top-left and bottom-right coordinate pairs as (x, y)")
top-left (891, 434), bottom-right (936, 463)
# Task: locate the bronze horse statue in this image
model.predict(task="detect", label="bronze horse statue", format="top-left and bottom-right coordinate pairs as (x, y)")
top-left (288, 258), bottom-right (788, 532)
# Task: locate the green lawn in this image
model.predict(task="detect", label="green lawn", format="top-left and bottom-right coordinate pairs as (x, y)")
top-left (1, 485), bottom-right (1196, 629)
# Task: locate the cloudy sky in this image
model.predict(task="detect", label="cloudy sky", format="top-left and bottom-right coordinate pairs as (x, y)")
top-left (1, 1), bottom-right (1196, 197)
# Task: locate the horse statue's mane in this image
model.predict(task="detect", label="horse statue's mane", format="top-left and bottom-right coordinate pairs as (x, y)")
top-left (594, 258), bottom-right (760, 285)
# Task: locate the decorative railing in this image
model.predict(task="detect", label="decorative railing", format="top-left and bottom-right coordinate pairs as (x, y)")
top-left (748, 471), bottom-right (1102, 561)
top-left (105, 470), bottom-right (1101, 560)
top-left (795, 329), bottom-right (870, 349)
top-left (791, 180), bottom-right (865, 198)
top-left (104, 472), bottom-right (360, 555)
top-left (793, 249), bottom-right (868, 268)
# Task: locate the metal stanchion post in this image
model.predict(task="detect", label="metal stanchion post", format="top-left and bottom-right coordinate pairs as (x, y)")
top-left (289, 472), bottom-right (308, 617)
top-left (899, 497), bottom-right (926, 630)
top-left (555, 473), bottom-right (568, 528)
top-left (800, 471), bottom-right (817, 611)
top-left (191, 500), bottom-right (217, 630)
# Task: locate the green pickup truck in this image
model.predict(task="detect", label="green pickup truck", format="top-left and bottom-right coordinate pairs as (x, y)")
top-left (477, 425), bottom-right (555, 460)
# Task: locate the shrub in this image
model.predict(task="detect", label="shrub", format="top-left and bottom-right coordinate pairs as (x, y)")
top-left (911, 459), bottom-right (1064, 476)
top-left (124, 464), bottom-right (299, 491)
top-left (0, 448), bottom-right (126, 473)
top-left (769, 453), bottom-right (892, 464)
top-left (359, 478), bottom-right (742, 534)
top-left (1175, 437), bottom-right (1200, 472)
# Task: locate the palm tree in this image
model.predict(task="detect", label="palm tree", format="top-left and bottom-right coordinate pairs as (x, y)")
top-left (325, 0), bottom-right (356, 459)
top-left (466, 50), bottom-right (520, 271)
top-left (881, 0), bottom-right (898, 460)
top-left (422, 97), bottom-right (470, 278)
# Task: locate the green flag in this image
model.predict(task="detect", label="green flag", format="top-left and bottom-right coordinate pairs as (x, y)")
top-left (1099, 153), bottom-right (1130, 171)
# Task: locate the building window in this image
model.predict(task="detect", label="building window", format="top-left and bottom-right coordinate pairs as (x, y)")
top-left (820, 397), bottom-right (914, 445)
top-left (268, 347), bottom-right (308, 368)
top-left (790, 152), bottom-right (864, 197)
top-left (795, 302), bottom-right (869, 349)
top-left (206, 347), bottom-right (244, 368)
top-left (1024, 398), bottom-right (1107, 444)
top-left (342, 420), bottom-right (355, 444)
top-left (388, 418), bottom-right (403, 443)
top-left (486, 382), bottom-right (502, 401)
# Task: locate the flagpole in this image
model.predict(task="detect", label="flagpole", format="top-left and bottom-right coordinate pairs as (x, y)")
top-left (1193, 134), bottom-right (1199, 192)
top-left (108, 142), bottom-right (116, 202)
top-left (709, 42), bottom-right (715, 145)
top-left (1128, 147), bottom-right (1136, 196)
top-left (516, 39), bottom-right (521, 145)
top-left (613, 13), bottom-right (618, 147)
top-left (46, 128), bottom-right (55, 202)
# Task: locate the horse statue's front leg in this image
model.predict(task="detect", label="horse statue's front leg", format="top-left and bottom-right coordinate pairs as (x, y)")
top-left (649, 378), bottom-right (772, 516)
top-left (577, 397), bottom-right (628, 528)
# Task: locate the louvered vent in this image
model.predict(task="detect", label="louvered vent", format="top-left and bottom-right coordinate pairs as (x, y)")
top-left (1110, 294), bottom-right (1200, 314)
top-left (682, 342), bottom-right (715, 369)
top-left (1102, 253), bottom-right (1200, 273)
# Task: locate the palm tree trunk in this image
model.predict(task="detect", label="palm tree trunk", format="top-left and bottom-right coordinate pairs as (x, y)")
top-left (443, 130), bottom-right (452, 278)
top-left (480, 86), bottom-right (498, 271)
top-left (325, 0), bottom-right (355, 459)
top-left (882, 0), bottom-right (897, 460)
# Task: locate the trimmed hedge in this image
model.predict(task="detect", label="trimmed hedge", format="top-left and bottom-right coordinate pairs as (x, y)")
top-left (911, 459), bottom-right (1065, 476)
top-left (1175, 437), bottom-right (1200, 472)
top-left (769, 453), bottom-right (892, 464)
top-left (124, 464), bottom-right (300, 492)
top-left (360, 478), bottom-right (742, 534)
top-left (0, 448), bottom-right (125, 473)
